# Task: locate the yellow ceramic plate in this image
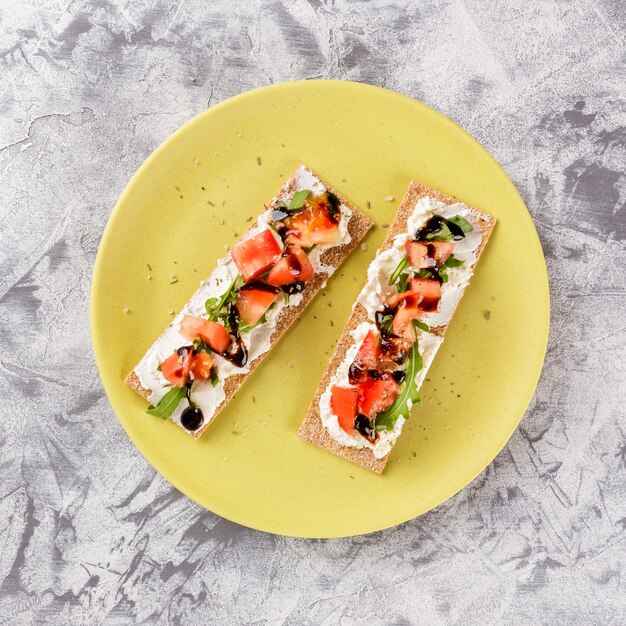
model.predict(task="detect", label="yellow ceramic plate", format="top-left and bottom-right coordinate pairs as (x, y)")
top-left (91, 80), bottom-right (549, 538)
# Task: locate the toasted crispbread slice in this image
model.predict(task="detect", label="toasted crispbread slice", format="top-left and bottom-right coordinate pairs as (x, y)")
top-left (126, 165), bottom-right (373, 438)
top-left (298, 181), bottom-right (496, 473)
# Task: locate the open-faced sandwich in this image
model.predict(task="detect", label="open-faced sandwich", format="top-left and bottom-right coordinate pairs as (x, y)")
top-left (298, 182), bottom-right (496, 473)
top-left (126, 165), bottom-right (373, 437)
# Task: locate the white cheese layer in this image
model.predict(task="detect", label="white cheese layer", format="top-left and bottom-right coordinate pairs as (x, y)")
top-left (134, 166), bottom-right (353, 431)
top-left (319, 323), bottom-right (443, 458)
top-left (321, 195), bottom-right (484, 457)
top-left (357, 197), bottom-right (483, 327)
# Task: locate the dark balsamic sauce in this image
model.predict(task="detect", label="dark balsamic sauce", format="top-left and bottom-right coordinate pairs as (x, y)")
top-left (420, 267), bottom-right (443, 284)
top-left (354, 414), bottom-right (376, 442)
top-left (415, 215), bottom-right (446, 240)
top-left (222, 341), bottom-right (248, 367)
top-left (349, 361), bottom-right (373, 385)
top-left (326, 192), bottom-right (341, 221)
top-left (177, 345), bottom-right (193, 359)
top-left (375, 308), bottom-right (393, 335)
top-left (415, 215), bottom-right (465, 242)
top-left (392, 370), bottom-right (406, 384)
top-left (374, 307), bottom-right (409, 364)
top-left (419, 296), bottom-right (440, 312)
top-left (221, 302), bottom-right (248, 367)
top-left (272, 221), bottom-right (289, 241)
top-left (181, 380), bottom-right (204, 431)
top-left (181, 406), bottom-right (203, 431)
top-left (348, 362), bottom-right (366, 385)
top-left (447, 220), bottom-right (466, 240)
top-left (281, 281), bottom-right (305, 295)
top-left (241, 280), bottom-right (280, 295)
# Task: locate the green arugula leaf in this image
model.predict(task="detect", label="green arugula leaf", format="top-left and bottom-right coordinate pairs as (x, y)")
top-left (425, 222), bottom-right (454, 242)
top-left (397, 271), bottom-right (410, 293)
top-left (211, 368), bottom-right (219, 387)
top-left (289, 189), bottom-right (311, 211)
top-left (206, 275), bottom-right (241, 322)
top-left (379, 313), bottom-right (393, 333)
top-left (448, 215), bottom-right (473, 234)
top-left (375, 340), bottom-right (423, 432)
top-left (193, 338), bottom-right (211, 352)
top-left (146, 386), bottom-right (186, 420)
top-left (204, 297), bottom-right (218, 315)
top-left (414, 320), bottom-right (430, 333)
top-left (389, 256), bottom-right (409, 286)
top-left (239, 313), bottom-right (267, 334)
top-left (438, 254), bottom-right (465, 283)
top-left (220, 275), bottom-right (241, 306)
top-left (415, 268), bottom-right (439, 280)
top-left (443, 254), bottom-right (465, 268)
top-left (283, 291), bottom-right (290, 304)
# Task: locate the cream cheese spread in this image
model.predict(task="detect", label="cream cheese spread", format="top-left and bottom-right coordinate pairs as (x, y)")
top-left (134, 166), bottom-right (353, 430)
top-left (357, 197), bottom-right (483, 327)
top-left (319, 322), bottom-right (443, 458)
top-left (320, 195), bottom-right (484, 457)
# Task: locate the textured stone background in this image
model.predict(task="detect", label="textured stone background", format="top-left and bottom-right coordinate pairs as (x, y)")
top-left (1, 0), bottom-right (625, 624)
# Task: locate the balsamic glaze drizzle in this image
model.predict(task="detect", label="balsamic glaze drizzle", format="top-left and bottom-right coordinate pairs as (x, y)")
top-left (281, 281), bottom-right (305, 295)
top-left (354, 414), bottom-right (376, 442)
top-left (221, 302), bottom-right (248, 368)
top-left (178, 353), bottom-right (205, 431)
top-left (181, 406), bottom-right (203, 431)
top-left (415, 215), bottom-right (466, 241)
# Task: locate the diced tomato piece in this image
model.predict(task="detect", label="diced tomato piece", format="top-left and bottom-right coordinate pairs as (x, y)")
top-left (231, 229), bottom-right (282, 282)
top-left (388, 277), bottom-right (442, 316)
top-left (309, 193), bottom-right (340, 217)
top-left (379, 334), bottom-right (412, 366)
top-left (357, 374), bottom-right (400, 418)
top-left (235, 285), bottom-right (279, 326)
top-left (348, 330), bottom-right (379, 384)
top-left (267, 245), bottom-right (314, 286)
top-left (391, 298), bottom-right (419, 342)
top-left (386, 289), bottom-right (418, 309)
top-left (330, 386), bottom-right (359, 434)
top-left (161, 348), bottom-right (193, 387)
top-left (409, 278), bottom-right (441, 312)
top-left (405, 241), bottom-right (436, 269)
top-left (428, 241), bottom-right (456, 265)
top-left (282, 199), bottom-right (340, 248)
top-left (386, 292), bottom-right (402, 309)
top-left (290, 246), bottom-right (314, 281)
top-left (180, 315), bottom-right (231, 353)
top-left (356, 330), bottom-right (379, 371)
top-left (390, 279), bottom-right (440, 339)
top-left (190, 351), bottom-right (213, 381)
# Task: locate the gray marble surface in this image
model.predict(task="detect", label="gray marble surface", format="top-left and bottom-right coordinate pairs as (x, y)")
top-left (1, 1), bottom-right (625, 624)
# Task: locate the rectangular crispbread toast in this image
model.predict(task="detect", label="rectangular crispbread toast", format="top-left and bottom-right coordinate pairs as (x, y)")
top-left (126, 166), bottom-right (374, 438)
top-left (298, 181), bottom-right (497, 473)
